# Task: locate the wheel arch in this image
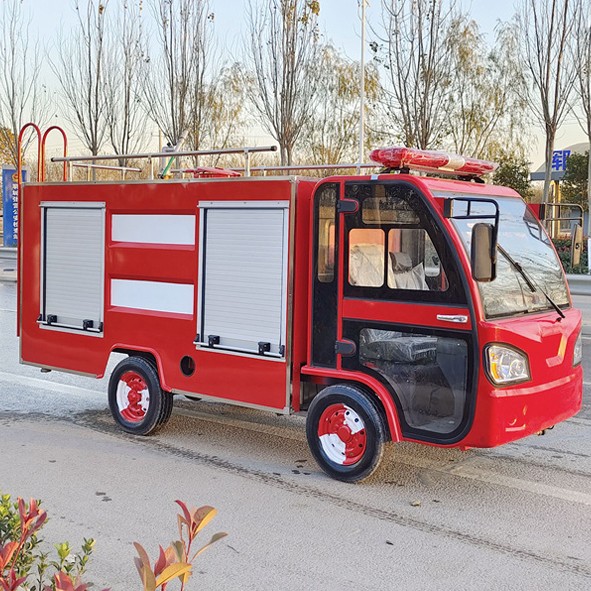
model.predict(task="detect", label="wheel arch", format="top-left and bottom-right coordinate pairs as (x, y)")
top-left (107, 345), bottom-right (169, 390)
top-left (302, 368), bottom-right (402, 443)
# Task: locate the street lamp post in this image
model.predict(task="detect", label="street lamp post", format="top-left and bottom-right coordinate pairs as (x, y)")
top-left (357, 0), bottom-right (367, 174)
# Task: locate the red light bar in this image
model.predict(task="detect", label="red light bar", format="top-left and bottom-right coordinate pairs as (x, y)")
top-left (369, 146), bottom-right (498, 177)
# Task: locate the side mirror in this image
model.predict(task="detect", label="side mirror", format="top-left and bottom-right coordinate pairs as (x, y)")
top-left (471, 223), bottom-right (496, 282)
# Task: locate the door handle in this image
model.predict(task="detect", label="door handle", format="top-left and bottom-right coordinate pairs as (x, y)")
top-left (436, 314), bottom-right (468, 324)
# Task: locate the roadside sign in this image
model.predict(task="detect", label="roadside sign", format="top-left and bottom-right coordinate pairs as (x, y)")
top-left (2, 167), bottom-right (27, 247)
top-left (551, 150), bottom-right (571, 172)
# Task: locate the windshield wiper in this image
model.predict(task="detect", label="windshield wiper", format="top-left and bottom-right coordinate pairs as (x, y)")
top-left (497, 244), bottom-right (565, 320)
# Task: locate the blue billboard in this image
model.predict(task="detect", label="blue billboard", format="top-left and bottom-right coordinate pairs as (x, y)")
top-left (2, 167), bottom-right (27, 247)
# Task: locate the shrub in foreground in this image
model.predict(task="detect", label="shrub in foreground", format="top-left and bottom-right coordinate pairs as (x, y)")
top-left (0, 493), bottom-right (226, 591)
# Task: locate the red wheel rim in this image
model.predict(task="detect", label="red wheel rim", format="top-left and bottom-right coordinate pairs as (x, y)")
top-left (317, 403), bottom-right (367, 466)
top-left (116, 371), bottom-right (149, 423)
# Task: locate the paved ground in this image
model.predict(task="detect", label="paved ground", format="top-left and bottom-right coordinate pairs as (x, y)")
top-left (1, 282), bottom-right (591, 590)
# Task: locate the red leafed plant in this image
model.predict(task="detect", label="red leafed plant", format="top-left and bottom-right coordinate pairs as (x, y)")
top-left (45, 571), bottom-right (102, 591)
top-left (133, 500), bottom-right (227, 591)
top-left (0, 497), bottom-right (47, 591)
top-left (1, 494), bottom-right (225, 591)
top-left (0, 493), bottom-right (106, 591)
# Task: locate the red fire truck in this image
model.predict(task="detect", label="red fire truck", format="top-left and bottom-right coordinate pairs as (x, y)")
top-left (17, 125), bottom-right (583, 482)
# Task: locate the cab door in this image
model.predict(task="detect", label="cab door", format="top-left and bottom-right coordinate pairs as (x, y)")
top-left (312, 179), bottom-right (478, 444)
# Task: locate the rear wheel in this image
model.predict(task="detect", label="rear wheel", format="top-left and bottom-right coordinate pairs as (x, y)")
top-left (108, 356), bottom-right (171, 435)
top-left (306, 384), bottom-right (387, 483)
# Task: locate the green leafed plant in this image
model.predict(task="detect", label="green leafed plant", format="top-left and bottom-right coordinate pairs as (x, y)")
top-left (134, 500), bottom-right (227, 591)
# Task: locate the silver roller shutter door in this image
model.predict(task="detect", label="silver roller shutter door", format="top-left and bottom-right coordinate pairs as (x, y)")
top-left (200, 205), bottom-right (288, 356)
top-left (42, 204), bottom-right (105, 331)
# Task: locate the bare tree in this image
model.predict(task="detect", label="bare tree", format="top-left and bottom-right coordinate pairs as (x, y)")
top-left (141, 0), bottom-right (215, 148)
top-left (300, 45), bottom-right (382, 164)
top-left (0, 0), bottom-right (50, 167)
top-left (49, 0), bottom-right (109, 155)
top-left (195, 63), bottom-right (248, 164)
top-left (245, 0), bottom-right (322, 166)
top-left (376, 0), bottom-right (459, 150)
top-left (571, 0), bottom-right (591, 269)
top-left (518, 0), bottom-right (578, 203)
top-left (572, 3), bottom-right (591, 215)
top-left (104, 0), bottom-right (146, 161)
top-left (447, 19), bottom-right (529, 160)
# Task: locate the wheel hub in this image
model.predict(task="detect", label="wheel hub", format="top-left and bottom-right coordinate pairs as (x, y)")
top-left (317, 404), bottom-right (367, 466)
top-left (116, 371), bottom-right (149, 423)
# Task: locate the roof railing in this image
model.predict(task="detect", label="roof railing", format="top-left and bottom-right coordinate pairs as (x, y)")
top-left (51, 145), bottom-right (278, 179)
top-left (71, 162), bottom-right (143, 181)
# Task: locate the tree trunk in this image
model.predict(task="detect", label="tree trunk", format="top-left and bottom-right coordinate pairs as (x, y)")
top-left (280, 144), bottom-right (288, 168)
top-left (542, 129), bottom-right (556, 204)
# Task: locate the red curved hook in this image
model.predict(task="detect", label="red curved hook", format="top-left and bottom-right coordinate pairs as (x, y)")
top-left (41, 126), bottom-right (68, 181)
top-left (17, 122), bottom-right (42, 184)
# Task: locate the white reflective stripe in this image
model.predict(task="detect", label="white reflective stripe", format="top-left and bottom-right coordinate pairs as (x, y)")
top-left (111, 214), bottom-right (195, 245)
top-left (111, 279), bottom-right (194, 315)
top-left (343, 407), bottom-right (364, 434)
top-left (319, 433), bottom-right (347, 465)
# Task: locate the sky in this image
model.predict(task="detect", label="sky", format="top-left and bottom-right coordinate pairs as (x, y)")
top-left (27, 0), bottom-right (589, 168)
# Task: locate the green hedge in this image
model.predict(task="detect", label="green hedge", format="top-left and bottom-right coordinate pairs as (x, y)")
top-left (552, 238), bottom-right (589, 274)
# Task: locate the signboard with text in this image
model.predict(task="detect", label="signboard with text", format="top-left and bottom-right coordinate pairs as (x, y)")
top-left (551, 150), bottom-right (571, 172)
top-left (2, 167), bottom-right (28, 247)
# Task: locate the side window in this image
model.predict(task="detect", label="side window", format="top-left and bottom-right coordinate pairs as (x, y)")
top-left (357, 327), bottom-right (469, 435)
top-left (312, 183), bottom-right (339, 367)
top-left (387, 229), bottom-right (448, 291)
top-left (349, 228), bottom-right (385, 287)
top-left (317, 186), bottom-right (337, 283)
top-left (345, 182), bottom-right (458, 300)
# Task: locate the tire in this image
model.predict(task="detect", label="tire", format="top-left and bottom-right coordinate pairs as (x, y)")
top-left (306, 384), bottom-right (387, 483)
top-left (157, 390), bottom-right (174, 427)
top-left (108, 356), bottom-right (168, 435)
top-left (141, 357), bottom-right (174, 428)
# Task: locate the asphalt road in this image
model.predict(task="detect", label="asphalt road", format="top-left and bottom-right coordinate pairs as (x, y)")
top-left (1, 281), bottom-right (590, 590)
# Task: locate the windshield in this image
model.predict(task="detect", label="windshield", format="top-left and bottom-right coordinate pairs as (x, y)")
top-left (448, 195), bottom-right (569, 319)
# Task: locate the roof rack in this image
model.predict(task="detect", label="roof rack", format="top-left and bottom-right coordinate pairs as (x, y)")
top-left (51, 145), bottom-right (278, 180)
top-left (18, 123), bottom-right (282, 182)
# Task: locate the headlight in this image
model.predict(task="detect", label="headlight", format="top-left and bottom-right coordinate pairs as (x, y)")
top-left (573, 331), bottom-right (583, 366)
top-left (485, 344), bottom-right (530, 385)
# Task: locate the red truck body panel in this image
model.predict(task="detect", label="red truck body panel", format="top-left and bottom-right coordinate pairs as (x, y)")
top-left (20, 178), bottom-right (315, 412)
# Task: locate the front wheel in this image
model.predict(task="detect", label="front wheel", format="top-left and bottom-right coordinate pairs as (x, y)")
top-left (306, 384), bottom-right (387, 483)
top-left (108, 356), bottom-right (172, 435)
